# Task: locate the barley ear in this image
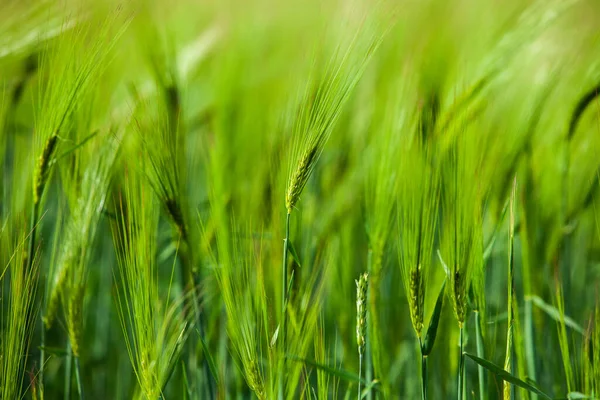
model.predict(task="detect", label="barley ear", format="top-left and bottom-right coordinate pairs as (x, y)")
top-left (246, 359), bottom-right (266, 400)
top-left (45, 247), bottom-right (74, 329)
top-left (67, 283), bottom-right (85, 357)
top-left (165, 197), bottom-right (187, 238)
top-left (44, 284), bottom-right (60, 329)
top-left (286, 144), bottom-right (319, 214)
top-left (453, 270), bottom-right (467, 328)
top-left (33, 134), bottom-right (58, 205)
top-left (356, 272), bottom-right (369, 355)
top-left (409, 264), bottom-right (425, 337)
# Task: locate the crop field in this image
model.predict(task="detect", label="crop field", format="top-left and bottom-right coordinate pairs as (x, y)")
top-left (1, 0), bottom-right (600, 399)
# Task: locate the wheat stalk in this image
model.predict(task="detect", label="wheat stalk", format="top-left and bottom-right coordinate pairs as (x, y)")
top-left (356, 272), bottom-right (368, 400)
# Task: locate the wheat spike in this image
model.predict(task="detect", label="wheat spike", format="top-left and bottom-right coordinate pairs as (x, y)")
top-left (33, 134), bottom-right (58, 205)
top-left (356, 272), bottom-right (369, 355)
top-left (286, 144), bottom-right (319, 214)
top-left (67, 283), bottom-right (85, 357)
top-left (409, 264), bottom-right (425, 337)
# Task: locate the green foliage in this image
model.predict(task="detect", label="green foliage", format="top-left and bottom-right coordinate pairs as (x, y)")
top-left (1, 0), bottom-right (600, 399)
top-left (1, 224), bottom-right (39, 400)
top-left (113, 168), bottom-right (190, 400)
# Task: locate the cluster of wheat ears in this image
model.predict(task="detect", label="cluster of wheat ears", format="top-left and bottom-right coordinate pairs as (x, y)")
top-left (2, 0), bottom-right (600, 399)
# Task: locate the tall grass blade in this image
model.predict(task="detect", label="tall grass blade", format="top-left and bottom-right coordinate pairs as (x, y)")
top-left (504, 178), bottom-right (517, 400)
top-left (422, 280), bottom-right (446, 356)
top-left (527, 295), bottom-right (585, 335)
top-left (464, 353), bottom-right (552, 399)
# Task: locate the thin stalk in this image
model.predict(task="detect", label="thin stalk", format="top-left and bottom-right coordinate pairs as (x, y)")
top-left (420, 337), bottom-right (428, 400)
top-left (560, 132), bottom-right (571, 297)
top-left (278, 211), bottom-right (291, 400)
top-left (358, 353), bottom-right (363, 400)
top-left (418, 337), bottom-right (427, 400)
top-left (422, 354), bottom-right (427, 400)
top-left (524, 299), bottom-right (537, 400)
top-left (74, 356), bottom-right (84, 400)
top-left (365, 337), bottom-right (372, 400)
top-left (365, 250), bottom-right (373, 400)
top-left (356, 273), bottom-right (369, 400)
top-left (505, 180), bottom-right (516, 400)
top-left (64, 342), bottom-right (72, 400)
top-left (458, 326), bottom-right (465, 400)
top-left (475, 311), bottom-right (486, 400)
top-left (519, 180), bottom-right (537, 400)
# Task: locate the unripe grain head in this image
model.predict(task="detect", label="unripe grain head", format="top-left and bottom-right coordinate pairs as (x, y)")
top-left (33, 134), bottom-right (58, 205)
top-left (286, 144), bottom-right (319, 214)
top-left (409, 264), bottom-right (425, 337)
top-left (356, 272), bottom-right (369, 355)
top-left (67, 283), bottom-right (85, 357)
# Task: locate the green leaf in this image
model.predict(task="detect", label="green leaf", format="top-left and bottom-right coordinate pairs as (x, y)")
top-left (528, 295), bottom-right (585, 335)
top-left (464, 353), bottom-right (552, 399)
top-left (422, 279), bottom-right (446, 356)
top-left (290, 355), bottom-right (379, 389)
top-left (360, 379), bottom-right (380, 399)
top-left (287, 239), bottom-right (302, 267)
top-left (181, 361), bottom-right (191, 400)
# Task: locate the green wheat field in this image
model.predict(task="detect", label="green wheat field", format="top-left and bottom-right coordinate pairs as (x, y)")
top-left (2, 0), bottom-right (600, 399)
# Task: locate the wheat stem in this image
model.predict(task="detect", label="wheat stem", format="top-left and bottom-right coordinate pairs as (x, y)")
top-left (358, 354), bottom-right (363, 400)
top-left (524, 298), bottom-right (537, 400)
top-left (458, 326), bottom-right (465, 400)
top-left (356, 272), bottom-right (368, 400)
top-left (418, 335), bottom-right (428, 400)
top-left (64, 342), bottom-right (72, 400)
top-left (74, 356), bottom-right (84, 400)
top-left (421, 353), bottom-right (428, 400)
top-left (356, 273), bottom-right (368, 400)
top-left (31, 135), bottom-right (59, 395)
top-left (475, 311), bottom-right (486, 400)
top-left (278, 211), bottom-right (291, 400)
top-left (365, 250), bottom-right (373, 400)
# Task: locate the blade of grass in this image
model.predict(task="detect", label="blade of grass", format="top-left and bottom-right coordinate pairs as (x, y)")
top-left (527, 295), bottom-right (585, 335)
top-left (420, 279), bottom-right (446, 400)
top-left (464, 353), bottom-right (552, 399)
top-left (422, 280), bottom-right (446, 357)
top-left (504, 178), bottom-right (517, 400)
top-left (290, 356), bottom-right (376, 387)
